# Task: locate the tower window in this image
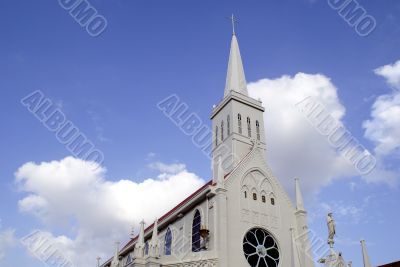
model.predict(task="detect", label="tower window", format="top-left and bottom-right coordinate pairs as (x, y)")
top-left (256, 120), bottom-right (260, 141)
top-left (221, 120), bottom-right (224, 141)
top-left (253, 193), bottom-right (257, 200)
top-left (215, 126), bottom-right (218, 146)
top-left (227, 115), bottom-right (230, 135)
top-left (262, 195), bottom-right (266, 203)
top-left (271, 198), bottom-right (275, 205)
top-left (247, 117), bottom-right (251, 137)
top-left (192, 210), bottom-right (201, 252)
top-left (238, 114), bottom-right (242, 134)
top-left (244, 191), bottom-right (247, 198)
top-left (165, 227), bottom-right (172, 255)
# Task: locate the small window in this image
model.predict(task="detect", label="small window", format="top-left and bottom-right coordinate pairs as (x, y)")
top-left (221, 120), bottom-right (224, 141)
top-left (256, 120), bottom-right (260, 141)
top-left (253, 193), bottom-right (257, 200)
top-left (227, 115), bottom-right (230, 135)
top-left (238, 114), bottom-right (242, 134)
top-left (244, 191), bottom-right (247, 198)
top-left (215, 126), bottom-right (218, 146)
top-left (262, 195), bottom-right (266, 203)
top-left (247, 117), bottom-right (251, 137)
top-left (271, 198), bottom-right (275, 205)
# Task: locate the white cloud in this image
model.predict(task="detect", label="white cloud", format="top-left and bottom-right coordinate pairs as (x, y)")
top-left (374, 60), bottom-right (400, 90)
top-left (15, 157), bottom-right (205, 266)
top-left (248, 73), bottom-right (356, 195)
top-left (147, 162), bottom-right (186, 174)
top-left (360, 60), bottom-right (400, 186)
top-left (0, 229), bottom-right (16, 260)
top-left (248, 72), bottom-right (398, 193)
top-left (363, 92), bottom-right (400, 156)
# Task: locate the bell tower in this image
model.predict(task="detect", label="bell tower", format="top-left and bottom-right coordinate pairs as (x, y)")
top-left (211, 26), bottom-right (266, 180)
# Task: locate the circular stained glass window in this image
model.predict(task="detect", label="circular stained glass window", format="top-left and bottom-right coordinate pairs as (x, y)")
top-left (243, 228), bottom-right (280, 267)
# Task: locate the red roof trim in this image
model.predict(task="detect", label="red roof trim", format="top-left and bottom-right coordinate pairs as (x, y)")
top-left (121, 179), bottom-right (213, 251)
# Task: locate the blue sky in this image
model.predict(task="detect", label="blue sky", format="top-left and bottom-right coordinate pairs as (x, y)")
top-left (1, 0), bottom-right (400, 266)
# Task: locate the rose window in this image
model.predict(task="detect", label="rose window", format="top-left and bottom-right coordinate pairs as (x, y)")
top-left (243, 228), bottom-right (280, 267)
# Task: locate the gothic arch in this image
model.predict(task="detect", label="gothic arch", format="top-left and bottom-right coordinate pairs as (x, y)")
top-left (191, 209), bottom-right (202, 252)
top-left (241, 169), bottom-right (278, 218)
top-left (241, 168), bottom-right (275, 195)
top-left (164, 227), bottom-right (172, 255)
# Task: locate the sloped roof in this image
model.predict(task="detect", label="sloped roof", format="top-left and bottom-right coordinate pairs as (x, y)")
top-left (121, 179), bottom-right (213, 252)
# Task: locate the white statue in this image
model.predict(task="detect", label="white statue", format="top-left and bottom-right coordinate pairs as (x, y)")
top-left (327, 212), bottom-right (336, 247)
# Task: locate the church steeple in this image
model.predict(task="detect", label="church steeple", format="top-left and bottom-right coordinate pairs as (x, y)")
top-left (211, 24), bottom-right (265, 175)
top-left (224, 24), bottom-right (248, 97)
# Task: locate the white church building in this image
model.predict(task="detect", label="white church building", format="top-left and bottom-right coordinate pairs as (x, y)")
top-left (99, 26), bottom-right (373, 267)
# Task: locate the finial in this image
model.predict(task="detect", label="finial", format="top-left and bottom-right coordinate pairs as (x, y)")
top-left (227, 14), bottom-right (238, 35)
top-left (96, 256), bottom-right (101, 267)
top-left (361, 240), bottom-right (372, 267)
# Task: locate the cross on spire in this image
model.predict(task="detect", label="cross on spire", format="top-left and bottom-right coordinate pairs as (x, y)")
top-left (228, 14), bottom-right (238, 35)
top-left (224, 16), bottom-right (248, 96)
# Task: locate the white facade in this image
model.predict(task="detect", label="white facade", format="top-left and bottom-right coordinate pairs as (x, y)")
top-left (100, 33), bottom-right (315, 267)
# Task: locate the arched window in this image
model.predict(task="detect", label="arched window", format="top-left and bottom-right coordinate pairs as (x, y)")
top-left (262, 195), bottom-right (266, 203)
top-left (192, 210), bottom-right (201, 252)
top-left (243, 228), bottom-right (280, 267)
top-left (238, 114), bottom-right (242, 134)
top-left (271, 197), bottom-right (275, 205)
top-left (253, 193), bottom-right (257, 201)
top-left (244, 191), bottom-right (247, 198)
top-left (215, 126), bottom-right (218, 146)
top-left (126, 254), bottom-right (133, 265)
top-left (227, 115), bottom-right (230, 135)
top-left (145, 241), bottom-right (149, 255)
top-left (165, 228), bottom-right (172, 255)
top-left (256, 120), bottom-right (260, 140)
top-left (221, 120), bottom-right (224, 141)
top-left (247, 117), bottom-right (251, 137)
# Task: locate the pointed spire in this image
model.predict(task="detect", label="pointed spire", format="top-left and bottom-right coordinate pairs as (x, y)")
top-left (224, 32), bottom-right (248, 97)
top-left (295, 178), bottom-right (305, 211)
top-left (150, 219), bottom-right (159, 258)
top-left (110, 242), bottom-right (120, 267)
top-left (134, 220), bottom-right (146, 259)
top-left (138, 220), bottom-right (145, 245)
top-left (290, 228), bottom-right (302, 267)
top-left (361, 240), bottom-right (372, 267)
top-left (151, 219), bottom-right (158, 244)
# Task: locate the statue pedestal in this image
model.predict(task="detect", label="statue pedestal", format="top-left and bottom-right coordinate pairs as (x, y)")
top-left (318, 249), bottom-right (348, 267)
